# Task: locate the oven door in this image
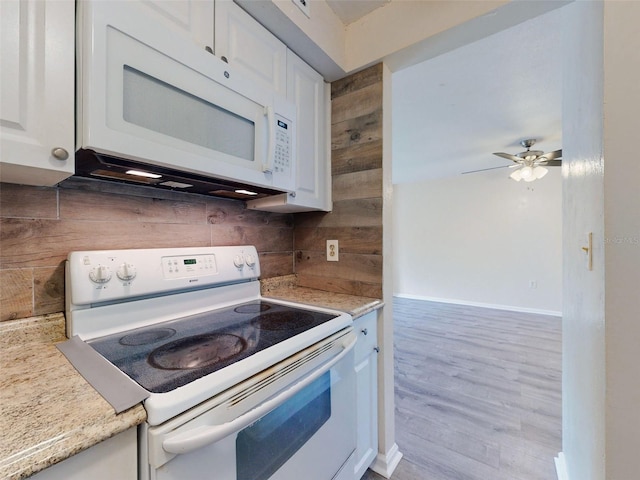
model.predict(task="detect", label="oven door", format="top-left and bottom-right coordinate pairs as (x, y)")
top-left (141, 328), bottom-right (356, 480)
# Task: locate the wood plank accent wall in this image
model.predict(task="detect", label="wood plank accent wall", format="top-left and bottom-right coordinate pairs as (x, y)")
top-left (0, 179), bottom-right (294, 322)
top-left (294, 64), bottom-right (384, 298)
top-left (0, 65), bottom-right (385, 321)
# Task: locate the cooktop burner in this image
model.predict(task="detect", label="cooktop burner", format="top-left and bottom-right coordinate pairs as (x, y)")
top-left (149, 333), bottom-right (248, 370)
top-left (88, 301), bottom-right (338, 393)
top-left (234, 303), bottom-right (271, 314)
top-left (119, 328), bottom-right (176, 346)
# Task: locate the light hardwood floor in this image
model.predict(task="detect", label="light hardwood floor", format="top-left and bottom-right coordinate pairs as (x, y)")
top-left (362, 298), bottom-right (562, 480)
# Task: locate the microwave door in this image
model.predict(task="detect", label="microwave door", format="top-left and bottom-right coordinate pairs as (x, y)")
top-left (78, 0), bottom-right (296, 193)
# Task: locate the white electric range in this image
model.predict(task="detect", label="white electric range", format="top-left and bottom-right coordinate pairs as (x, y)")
top-left (65, 246), bottom-right (357, 480)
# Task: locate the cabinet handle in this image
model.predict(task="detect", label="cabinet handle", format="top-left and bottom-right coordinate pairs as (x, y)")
top-left (51, 147), bottom-right (69, 161)
top-left (361, 328), bottom-right (368, 336)
top-left (221, 55), bottom-right (229, 63)
top-left (204, 46), bottom-right (213, 54)
top-left (374, 346), bottom-right (380, 353)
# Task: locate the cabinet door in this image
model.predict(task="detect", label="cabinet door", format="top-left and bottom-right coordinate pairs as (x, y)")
top-left (136, 0), bottom-right (214, 52)
top-left (214, 0), bottom-right (286, 97)
top-left (245, 52), bottom-right (331, 213)
top-left (353, 313), bottom-right (379, 479)
top-left (0, 0), bottom-right (74, 186)
top-left (29, 429), bottom-right (137, 480)
top-left (286, 50), bottom-right (331, 211)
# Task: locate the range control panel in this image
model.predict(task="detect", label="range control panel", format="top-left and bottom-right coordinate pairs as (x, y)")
top-left (67, 246), bottom-right (260, 306)
top-left (162, 254), bottom-right (217, 279)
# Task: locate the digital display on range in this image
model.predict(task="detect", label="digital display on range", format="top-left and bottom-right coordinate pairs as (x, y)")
top-left (277, 120), bottom-right (288, 129)
top-left (183, 259), bottom-right (197, 265)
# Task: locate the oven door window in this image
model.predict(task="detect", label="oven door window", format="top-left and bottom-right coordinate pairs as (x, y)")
top-left (236, 372), bottom-right (331, 480)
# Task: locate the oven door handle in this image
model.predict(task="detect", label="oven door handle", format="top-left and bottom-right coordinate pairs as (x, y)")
top-left (162, 333), bottom-right (356, 455)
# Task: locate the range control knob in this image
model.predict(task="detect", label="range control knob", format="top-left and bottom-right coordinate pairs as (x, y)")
top-left (117, 263), bottom-right (137, 281)
top-left (244, 253), bottom-right (256, 268)
top-left (233, 254), bottom-right (245, 268)
top-left (89, 265), bottom-right (112, 284)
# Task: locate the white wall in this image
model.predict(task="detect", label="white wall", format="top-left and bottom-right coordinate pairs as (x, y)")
top-left (238, 0), bottom-right (567, 80)
top-left (561, 2), bottom-right (605, 478)
top-left (393, 167), bottom-right (562, 314)
top-left (603, 2), bottom-right (640, 477)
top-left (345, 0), bottom-right (507, 70)
top-left (561, 1), bottom-right (640, 479)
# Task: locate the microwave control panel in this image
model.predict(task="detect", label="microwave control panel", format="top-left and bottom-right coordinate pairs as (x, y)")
top-left (273, 115), bottom-right (292, 174)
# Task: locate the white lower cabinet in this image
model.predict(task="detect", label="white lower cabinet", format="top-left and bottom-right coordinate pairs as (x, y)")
top-left (29, 428), bottom-right (137, 480)
top-left (353, 312), bottom-right (379, 479)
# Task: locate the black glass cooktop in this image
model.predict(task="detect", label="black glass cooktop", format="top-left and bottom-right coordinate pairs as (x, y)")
top-left (88, 301), bottom-right (337, 393)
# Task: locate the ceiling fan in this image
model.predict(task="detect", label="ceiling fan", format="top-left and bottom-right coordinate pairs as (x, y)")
top-left (464, 139), bottom-right (562, 182)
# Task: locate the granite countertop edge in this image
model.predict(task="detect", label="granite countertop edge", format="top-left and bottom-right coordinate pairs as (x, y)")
top-left (260, 275), bottom-right (384, 319)
top-left (0, 313), bottom-right (147, 480)
top-left (0, 279), bottom-right (381, 479)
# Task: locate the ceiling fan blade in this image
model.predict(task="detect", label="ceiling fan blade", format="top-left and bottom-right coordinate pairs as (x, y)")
top-left (493, 152), bottom-right (522, 162)
top-left (539, 149), bottom-right (562, 161)
top-left (462, 165), bottom-right (511, 175)
top-left (544, 159), bottom-right (562, 167)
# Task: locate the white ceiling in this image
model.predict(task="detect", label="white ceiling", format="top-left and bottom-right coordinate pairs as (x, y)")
top-left (391, 6), bottom-right (564, 184)
top-left (325, 0), bottom-right (389, 25)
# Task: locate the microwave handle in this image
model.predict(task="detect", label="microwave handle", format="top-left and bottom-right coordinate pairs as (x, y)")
top-left (162, 333), bottom-right (356, 455)
top-left (263, 105), bottom-right (275, 174)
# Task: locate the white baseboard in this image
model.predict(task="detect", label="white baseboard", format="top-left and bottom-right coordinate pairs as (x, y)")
top-left (370, 443), bottom-right (403, 479)
top-left (555, 452), bottom-right (569, 480)
top-left (393, 293), bottom-right (562, 317)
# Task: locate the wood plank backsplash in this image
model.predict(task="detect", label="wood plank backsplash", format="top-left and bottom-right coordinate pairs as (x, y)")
top-left (294, 64), bottom-right (384, 298)
top-left (0, 62), bottom-right (386, 321)
top-left (0, 179), bottom-right (294, 322)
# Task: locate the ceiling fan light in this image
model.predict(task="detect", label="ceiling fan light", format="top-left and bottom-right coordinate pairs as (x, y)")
top-left (519, 166), bottom-right (534, 180)
top-left (533, 166), bottom-right (549, 179)
top-left (510, 169), bottom-right (523, 181)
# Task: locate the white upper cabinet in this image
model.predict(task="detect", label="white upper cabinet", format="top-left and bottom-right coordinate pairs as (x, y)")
top-left (216, 1), bottom-right (331, 213)
top-left (285, 50), bottom-right (331, 211)
top-left (136, 0), bottom-right (214, 52)
top-left (0, 0), bottom-right (75, 186)
top-left (247, 50), bottom-right (331, 213)
top-left (214, 0), bottom-right (287, 97)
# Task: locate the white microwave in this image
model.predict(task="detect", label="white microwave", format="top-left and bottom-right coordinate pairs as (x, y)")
top-left (76, 1), bottom-right (296, 199)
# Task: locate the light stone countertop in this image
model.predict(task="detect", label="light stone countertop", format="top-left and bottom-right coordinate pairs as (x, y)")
top-left (0, 279), bottom-right (380, 480)
top-left (0, 313), bottom-right (146, 480)
top-left (261, 275), bottom-right (384, 319)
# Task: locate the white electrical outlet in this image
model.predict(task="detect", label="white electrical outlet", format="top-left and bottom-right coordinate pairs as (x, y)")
top-left (327, 240), bottom-right (339, 262)
top-left (292, 0), bottom-right (310, 18)
top-left (529, 280), bottom-right (537, 289)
